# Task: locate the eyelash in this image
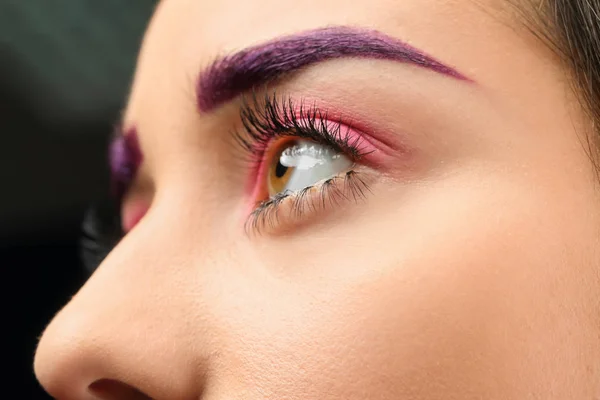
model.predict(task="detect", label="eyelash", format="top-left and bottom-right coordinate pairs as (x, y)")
top-left (234, 92), bottom-right (370, 162)
top-left (234, 92), bottom-right (373, 233)
top-left (246, 170), bottom-right (371, 233)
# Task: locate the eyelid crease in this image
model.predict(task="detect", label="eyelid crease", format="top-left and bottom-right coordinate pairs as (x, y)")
top-left (243, 91), bottom-right (409, 169)
top-left (237, 91), bottom-right (386, 159)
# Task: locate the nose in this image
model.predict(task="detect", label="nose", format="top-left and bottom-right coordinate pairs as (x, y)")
top-left (33, 226), bottom-right (208, 400)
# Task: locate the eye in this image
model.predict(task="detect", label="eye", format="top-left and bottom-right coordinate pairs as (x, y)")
top-left (236, 93), bottom-right (377, 233)
top-left (266, 139), bottom-right (353, 199)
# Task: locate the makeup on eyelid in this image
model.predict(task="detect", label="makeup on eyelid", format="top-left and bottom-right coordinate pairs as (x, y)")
top-left (237, 95), bottom-right (412, 221)
top-left (242, 114), bottom-right (382, 196)
top-left (293, 104), bottom-right (411, 161)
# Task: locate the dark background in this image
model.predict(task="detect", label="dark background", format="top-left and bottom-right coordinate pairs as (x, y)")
top-left (1, 2), bottom-right (156, 398)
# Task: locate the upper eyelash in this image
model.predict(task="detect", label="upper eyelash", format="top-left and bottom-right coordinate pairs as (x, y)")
top-left (233, 91), bottom-right (371, 162)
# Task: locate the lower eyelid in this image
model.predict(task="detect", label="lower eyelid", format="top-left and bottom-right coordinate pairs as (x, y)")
top-left (245, 168), bottom-right (374, 234)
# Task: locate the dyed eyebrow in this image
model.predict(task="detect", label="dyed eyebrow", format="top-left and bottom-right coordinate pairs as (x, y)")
top-left (197, 26), bottom-right (471, 112)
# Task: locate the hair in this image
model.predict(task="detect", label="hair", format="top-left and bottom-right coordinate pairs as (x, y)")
top-left (548, 0), bottom-right (600, 120)
top-left (527, 0), bottom-right (600, 163)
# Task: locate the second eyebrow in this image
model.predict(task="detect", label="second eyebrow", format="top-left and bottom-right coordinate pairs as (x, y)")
top-left (197, 26), bottom-right (471, 112)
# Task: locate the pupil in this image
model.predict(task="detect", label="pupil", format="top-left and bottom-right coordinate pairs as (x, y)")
top-left (275, 160), bottom-right (288, 178)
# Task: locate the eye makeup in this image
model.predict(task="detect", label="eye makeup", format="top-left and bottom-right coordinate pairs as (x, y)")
top-left (233, 92), bottom-right (382, 233)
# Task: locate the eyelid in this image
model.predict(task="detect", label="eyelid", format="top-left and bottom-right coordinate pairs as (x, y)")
top-left (288, 100), bottom-right (410, 164)
top-left (299, 117), bottom-right (389, 166)
top-left (245, 169), bottom-right (374, 235)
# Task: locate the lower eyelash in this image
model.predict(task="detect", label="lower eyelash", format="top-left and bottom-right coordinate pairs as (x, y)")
top-left (245, 170), bottom-right (371, 234)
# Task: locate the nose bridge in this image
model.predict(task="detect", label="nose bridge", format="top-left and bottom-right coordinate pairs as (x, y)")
top-left (34, 213), bottom-right (216, 400)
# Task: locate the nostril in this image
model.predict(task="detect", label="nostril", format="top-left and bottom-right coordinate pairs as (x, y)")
top-left (89, 379), bottom-right (152, 400)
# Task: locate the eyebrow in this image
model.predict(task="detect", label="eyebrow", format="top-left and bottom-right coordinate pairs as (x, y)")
top-left (197, 26), bottom-right (470, 112)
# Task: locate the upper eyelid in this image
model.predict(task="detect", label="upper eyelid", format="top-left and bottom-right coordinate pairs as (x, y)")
top-left (236, 93), bottom-right (373, 159)
top-left (237, 91), bottom-right (407, 169)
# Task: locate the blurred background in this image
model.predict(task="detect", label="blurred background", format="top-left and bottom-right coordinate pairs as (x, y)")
top-left (1, 1), bottom-right (156, 397)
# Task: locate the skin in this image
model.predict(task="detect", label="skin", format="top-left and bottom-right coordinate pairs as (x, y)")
top-left (34, 0), bottom-right (600, 399)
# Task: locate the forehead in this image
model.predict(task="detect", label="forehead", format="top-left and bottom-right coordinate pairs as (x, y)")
top-left (124, 0), bottom-right (553, 147)
top-left (130, 0), bottom-right (528, 98)
top-left (139, 0), bottom-right (525, 73)
top-left (145, 0), bottom-right (519, 57)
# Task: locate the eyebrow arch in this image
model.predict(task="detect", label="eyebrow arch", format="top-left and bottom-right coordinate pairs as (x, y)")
top-left (197, 26), bottom-right (471, 112)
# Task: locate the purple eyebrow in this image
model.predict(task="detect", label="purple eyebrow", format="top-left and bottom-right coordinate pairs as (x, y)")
top-left (197, 26), bottom-right (470, 112)
top-left (109, 127), bottom-right (143, 199)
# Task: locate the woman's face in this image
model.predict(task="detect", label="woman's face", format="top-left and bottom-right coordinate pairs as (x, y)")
top-left (34, 0), bottom-right (600, 398)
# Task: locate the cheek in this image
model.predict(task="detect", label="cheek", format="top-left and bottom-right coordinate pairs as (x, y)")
top-left (207, 169), bottom-right (599, 399)
top-left (210, 261), bottom-right (497, 399)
